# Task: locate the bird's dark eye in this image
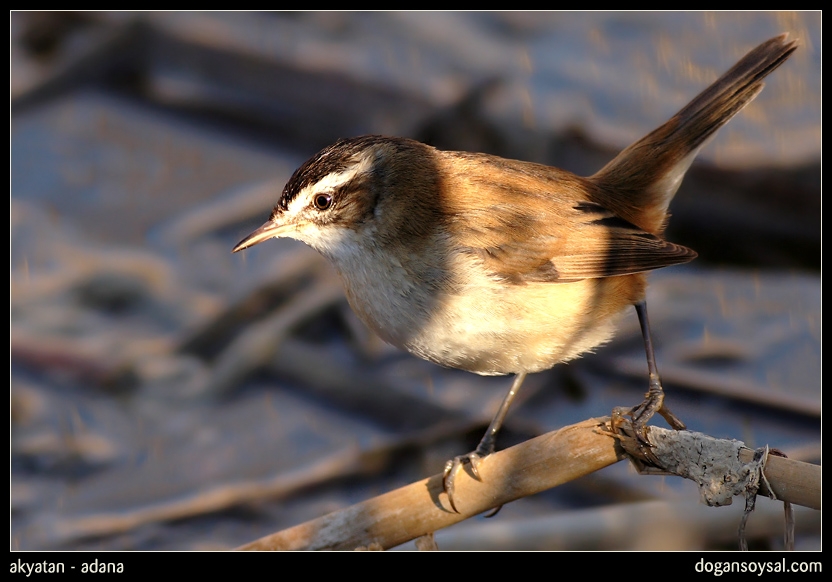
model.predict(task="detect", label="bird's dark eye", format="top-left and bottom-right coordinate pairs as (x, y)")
top-left (313, 193), bottom-right (332, 210)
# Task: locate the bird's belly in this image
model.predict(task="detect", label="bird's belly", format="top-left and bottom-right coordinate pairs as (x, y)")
top-left (349, 272), bottom-right (645, 376)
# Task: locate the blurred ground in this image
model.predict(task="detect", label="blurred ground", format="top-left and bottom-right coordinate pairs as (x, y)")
top-left (10, 11), bottom-right (820, 551)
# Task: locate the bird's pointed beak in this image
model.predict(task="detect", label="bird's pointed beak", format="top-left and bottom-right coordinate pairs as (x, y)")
top-left (232, 220), bottom-right (290, 253)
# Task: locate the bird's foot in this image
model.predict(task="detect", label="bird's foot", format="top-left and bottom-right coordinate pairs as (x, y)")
top-left (443, 451), bottom-right (483, 513)
top-left (613, 375), bottom-right (686, 448)
top-left (443, 441), bottom-right (493, 513)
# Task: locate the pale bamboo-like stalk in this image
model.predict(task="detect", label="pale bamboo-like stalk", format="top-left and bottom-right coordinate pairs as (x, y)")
top-left (239, 418), bottom-right (820, 551)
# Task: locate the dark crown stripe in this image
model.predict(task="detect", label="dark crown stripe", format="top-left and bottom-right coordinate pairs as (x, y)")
top-left (274, 136), bottom-right (389, 215)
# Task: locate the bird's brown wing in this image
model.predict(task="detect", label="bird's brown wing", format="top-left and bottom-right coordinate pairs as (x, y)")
top-left (441, 158), bottom-right (696, 284)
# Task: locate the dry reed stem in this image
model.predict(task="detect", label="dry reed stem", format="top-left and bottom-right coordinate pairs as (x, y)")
top-left (240, 418), bottom-right (820, 551)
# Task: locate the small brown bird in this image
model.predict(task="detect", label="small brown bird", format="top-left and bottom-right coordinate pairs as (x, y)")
top-left (233, 34), bottom-right (797, 509)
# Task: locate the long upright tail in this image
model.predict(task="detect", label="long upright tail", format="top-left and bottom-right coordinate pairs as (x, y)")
top-left (590, 34), bottom-right (798, 234)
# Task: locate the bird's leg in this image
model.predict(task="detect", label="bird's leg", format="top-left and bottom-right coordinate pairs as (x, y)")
top-left (443, 371), bottom-right (527, 512)
top-left (626, 300), bottom-right (686, 438)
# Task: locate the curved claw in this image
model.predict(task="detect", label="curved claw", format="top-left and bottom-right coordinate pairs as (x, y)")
top-left (615, 388), bottom-right (686, 451)
top-left (443, 451), bottom-right (483, 513)
top-left (632, 389), bottom-right (685, 434)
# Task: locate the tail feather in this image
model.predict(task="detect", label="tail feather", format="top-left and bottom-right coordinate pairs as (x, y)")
top-left (590, 34), bottom-right (798, 234)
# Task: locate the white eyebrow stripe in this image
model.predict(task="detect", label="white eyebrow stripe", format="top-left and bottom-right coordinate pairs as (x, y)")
top-left (298, 151), bottom-right (375, 201)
